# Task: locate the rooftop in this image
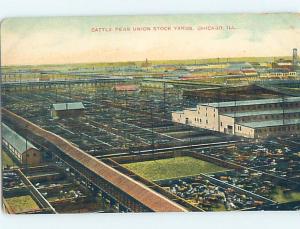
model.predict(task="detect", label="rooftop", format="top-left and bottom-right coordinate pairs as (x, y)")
top-left (239, 118), bottom-right (300, 128)
top-left (113, 84), bottom-right (139, 91)
top-left (186, 108), bottom-right (197, 111)
top-left (2, 123), bottom-right (37, 154)
top-left (223, 108), bottom-right (300, 118)
top-left (52, 102), bottom-right (85, 111)
top-left (200, 97), bottom-right (300, 108)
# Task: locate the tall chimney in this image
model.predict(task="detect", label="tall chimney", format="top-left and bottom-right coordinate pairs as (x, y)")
top-left (292, 48), bottom-right (298, 71)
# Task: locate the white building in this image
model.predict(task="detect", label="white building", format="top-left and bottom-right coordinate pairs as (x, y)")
top-left (172, 97), bottom-right (300, 138)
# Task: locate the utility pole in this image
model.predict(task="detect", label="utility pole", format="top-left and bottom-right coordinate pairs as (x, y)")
top-left (234, 88), bottom-right (237, 135)
top-left (94, 82), bottom-right (97, 113)
top-left (68, 81), bottom-right (71, 102)
top-left (150, 101), bottom-right (155, 152)
top-left (25, 131), bottom-right (28, 172)
top-left (55, 87), bottom-right (58, 103)
top-left (217, 89), bottom-right (221, 132)
top-left (282, 95), bottom-right (286, 125)
top-left (163, 82), bottom-right (167, 128)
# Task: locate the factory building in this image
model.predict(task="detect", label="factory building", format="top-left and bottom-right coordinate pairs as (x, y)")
top-left (2, 123), bottom-right (42, 166)
top-left (51, 102), bottom-right (85, 119)
top-left (260, 69), bottom-right (297, 78)
top-left (241, 69), bottom-right (258, 76)
top-left (172, 97), bottom-right (300, 138)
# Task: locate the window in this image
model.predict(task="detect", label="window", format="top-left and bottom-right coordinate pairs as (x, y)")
top-left (33, 153), bottom-right (37, 157)
top-left (220, 122), bottom-right (223, 127)
top-left (185, 118), bottom-right (189, 124)
top-left (206, 120), bottom-right (208, 124)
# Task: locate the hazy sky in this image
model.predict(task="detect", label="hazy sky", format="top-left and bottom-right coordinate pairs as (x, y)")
top-left (1, 13), bottom-right (300, 66)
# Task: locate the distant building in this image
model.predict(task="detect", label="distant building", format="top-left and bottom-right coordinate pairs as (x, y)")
top-left (141, 58), bottom-right (151, 67)
top-left (241, 69), bottom-right (257, 76)
top-left (273, 49), bottom-right (299, 71)
top-left (172, 97), bottom-right (300, 138)
top-left (2, 123), bottom-right (42, 166)
top-left (275, 59), bottom-right (293, 69)
top-left (113, 84), bottom-right (140, 92)
top-left (51, 102), bottom-right (85, 119)
top-left (260, 68), bottom-right (297, 78)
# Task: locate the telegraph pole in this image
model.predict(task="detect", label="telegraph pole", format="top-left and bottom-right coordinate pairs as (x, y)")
top-left (163, 82), bottom-right (167, 128)
top-left (150, 101), bottom-right (155, 152)
top-left (282, 95), bottom-right (286, 125)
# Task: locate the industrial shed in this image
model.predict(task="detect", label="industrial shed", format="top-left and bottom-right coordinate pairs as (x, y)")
top-left (51, 102), bottom-right (85, 119)
top-left (1, 123), bottom-right (42, 166)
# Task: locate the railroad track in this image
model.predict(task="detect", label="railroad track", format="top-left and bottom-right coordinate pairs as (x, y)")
top-left (95, 140), bottom-right (240, 159)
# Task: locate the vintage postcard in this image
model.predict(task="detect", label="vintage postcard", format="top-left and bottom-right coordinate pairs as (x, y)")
top-left (1, 13), bottom-right (300, 214)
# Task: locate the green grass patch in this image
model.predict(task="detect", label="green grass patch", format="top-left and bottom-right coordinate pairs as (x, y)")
top-left (271, 187), bottom-right (300, 203)
top-left (123, 156), bottom-right (226, 181)
top-left (6, 195), bottom-right (40, 213)
top-left (2, 150), bottom-right (15, 167)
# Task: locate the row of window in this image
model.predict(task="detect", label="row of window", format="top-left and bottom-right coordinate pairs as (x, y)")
top-left (2, 139), bottom-right (22, 160)
top-left (238, 113), bottom-right (300, 122)
top-left (198, 107), bottom-right (216, 113)
top-left (25, 152), bottom-right (37, 157)
top-left (256, 125), bottom-right (300, 133)
top-left (194, 117), bottom-right (208, 124)
top-left (220, 102), bottom-right (299, 113)
top-left (2, 139), bottom-right (37, 160)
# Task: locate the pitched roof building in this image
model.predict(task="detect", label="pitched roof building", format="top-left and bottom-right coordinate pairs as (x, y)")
top-left (51, 102), bottom-right (85, 119)
top-left (2, 123), bottom-right (41, 165)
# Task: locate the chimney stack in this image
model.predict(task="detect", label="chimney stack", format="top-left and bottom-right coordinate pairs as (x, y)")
top-left (292, 48), bottom-right (298, 71)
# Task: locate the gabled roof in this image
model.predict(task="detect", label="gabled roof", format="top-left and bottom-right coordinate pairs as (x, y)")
top-left (200, 97), bottom-right (300, 108)
top-left (2, 123), bottom-right (37, 154)
top-left (52, 102), bottom-right (85, 111)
